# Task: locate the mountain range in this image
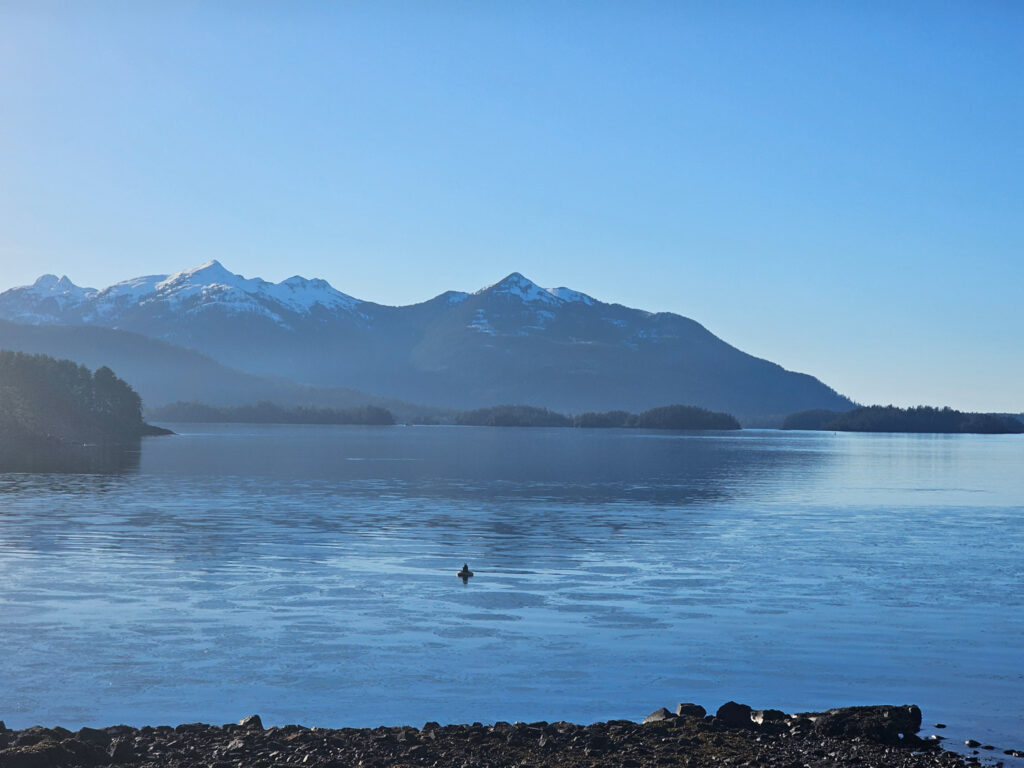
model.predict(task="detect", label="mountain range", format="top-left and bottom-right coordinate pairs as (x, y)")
top-left (0, 261), bottom-right (855, 425)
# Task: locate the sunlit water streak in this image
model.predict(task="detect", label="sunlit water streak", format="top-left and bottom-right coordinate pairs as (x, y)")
top-left (0, 426), bottom-right (1021, 754)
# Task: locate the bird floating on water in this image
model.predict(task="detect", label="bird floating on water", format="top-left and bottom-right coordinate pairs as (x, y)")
top-left (457, 563), bottom-right (474, 581)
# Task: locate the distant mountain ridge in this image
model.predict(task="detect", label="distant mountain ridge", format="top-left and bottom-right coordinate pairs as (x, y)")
top-left (0, 261), bottom-right (856, 425)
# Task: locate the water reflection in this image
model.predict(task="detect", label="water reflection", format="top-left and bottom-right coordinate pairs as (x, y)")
top-left (0, 438), bottom-right (141, 475)
top-left (137, 425), bottom-right (828, 506)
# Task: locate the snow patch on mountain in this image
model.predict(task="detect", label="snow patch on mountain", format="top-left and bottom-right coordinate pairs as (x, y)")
top-left (263, 276), bottom-right (362, 314)
top-left (468, 309), bottom-right (496, 335)
top-left (92, 275), bottom-right (167, 317)
top-left (547, 286), bottom-right (595, 305)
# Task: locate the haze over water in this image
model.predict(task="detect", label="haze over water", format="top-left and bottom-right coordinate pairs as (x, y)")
top-left (0, 426), bottom-right (1021, 751)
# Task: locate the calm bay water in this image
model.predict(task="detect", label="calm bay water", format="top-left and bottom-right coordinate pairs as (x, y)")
top-left (0, 425), bottom-right (1021, 750)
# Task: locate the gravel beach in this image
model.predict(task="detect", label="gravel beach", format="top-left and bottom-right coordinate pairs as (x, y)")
top-left (3, 702), bottom-right (1012, 768)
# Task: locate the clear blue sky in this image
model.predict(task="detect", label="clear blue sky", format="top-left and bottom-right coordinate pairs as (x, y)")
top-left (1, 2), bottom-right (1021, 411)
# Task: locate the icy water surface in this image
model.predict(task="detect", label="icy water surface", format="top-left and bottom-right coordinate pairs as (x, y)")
top-left (0, 426), bottom-right (1021, 751)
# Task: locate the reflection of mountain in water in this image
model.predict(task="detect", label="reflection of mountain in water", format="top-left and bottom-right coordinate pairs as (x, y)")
top-left (0, 437), bottom-right (141, 474)
top-left (123, 426), bottom-right (832, 575)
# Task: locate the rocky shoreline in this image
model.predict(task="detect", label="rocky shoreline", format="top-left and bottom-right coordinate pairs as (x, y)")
top-left (1, 702), bottom-right (1018, 768)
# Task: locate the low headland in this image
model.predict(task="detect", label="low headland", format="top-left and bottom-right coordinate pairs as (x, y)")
top-left (3, 702), bottom-right (1017, 768)
top-left (782, 405), bottom-right (1024, 434)
top-left (0, 351), bottom-right (170, 451)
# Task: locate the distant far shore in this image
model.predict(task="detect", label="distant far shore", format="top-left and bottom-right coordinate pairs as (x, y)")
top-left (147, 401), bottom-right (1024, 436)
top-left (2, 702), bottom-right (1010, 768)
top-left (146, 402), bottom-right (742, 431)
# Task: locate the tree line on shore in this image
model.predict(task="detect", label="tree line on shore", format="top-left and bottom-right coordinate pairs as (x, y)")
top-left (456, 404), bottom-right (741, 430)
top-left (782, 405), bottom-right (1024, 434)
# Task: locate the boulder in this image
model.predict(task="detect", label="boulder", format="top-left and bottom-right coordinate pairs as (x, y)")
top-left (74, 727), bottom-right (110, 747)
top-left (751, 709), bottom-right (787, 725)
top-left (642, 708), bottom-right (675, 724)
top-left (14, 728), bottom-right (60, 747)
top-left (60, 737), bottom-right (107, 765)
top-left (238, 714), bottom-right (264, 731)
top-left (715, 701), bottom-right (754, 728)
top-left (675, 703), bottom-right (707, 719)
top-left (812, 705), bottom-right (922, 744)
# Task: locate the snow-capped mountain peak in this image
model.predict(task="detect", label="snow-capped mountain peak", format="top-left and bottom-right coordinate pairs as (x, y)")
top-left (0, 274), bottom-right (97, 323)
top-left (28, 273), bottom-right (96, 299)
top-left (156, 259), bottom-right (241, 292)
top-left (476, 272), bottom-right (597, 307)
top-left (478, 272), bottom-right (564, 306)
top-left (33, 274), bottom-right (75, 290)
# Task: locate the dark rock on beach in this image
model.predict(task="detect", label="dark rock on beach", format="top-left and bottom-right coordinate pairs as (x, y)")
top-left (0, 703), bottom-right (980, 768)
top-left (715, 701), bottom-right (754, 728)
top-left (675, 703), bottom-right (707, 719)
top-left (751, 708), bottom-right (787, 725)
top-left (642, 708), bottom-right (675, 724)
top-left (810, 704), bottom-right (923, 745)
top-left (236, 716), bottom-right (262, 732)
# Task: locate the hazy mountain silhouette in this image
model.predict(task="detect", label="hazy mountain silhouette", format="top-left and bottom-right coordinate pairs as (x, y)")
top-left (0, 263), bottom-right (855, 425)
top-left (0, 320), bottom-right (442, 422)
